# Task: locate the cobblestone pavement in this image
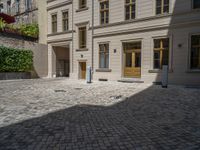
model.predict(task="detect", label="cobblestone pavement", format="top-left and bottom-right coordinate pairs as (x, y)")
top-left (0, 78), bottom-right (200, 150)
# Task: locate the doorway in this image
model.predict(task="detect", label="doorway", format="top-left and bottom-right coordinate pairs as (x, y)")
top-left (123, 42), bottom-right (141, 78)
top-left (79, 62), bottom-right (86, 79)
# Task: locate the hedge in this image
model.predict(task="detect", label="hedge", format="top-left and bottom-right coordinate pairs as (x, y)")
top-left (0, 46), bottom-right (33, 72)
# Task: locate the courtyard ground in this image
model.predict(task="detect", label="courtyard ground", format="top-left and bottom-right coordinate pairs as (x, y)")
top-left (0, 78), bottom-right (200, 150)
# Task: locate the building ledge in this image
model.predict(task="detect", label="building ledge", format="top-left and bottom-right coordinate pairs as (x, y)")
top-left (96, 69), bottom-right (112, 72)
top-left (47, 31), bottom-right (73, 37)
top-left (76, 48), bottom-right (88, 52)
top-left (76, 7), bottom-right (89, 12)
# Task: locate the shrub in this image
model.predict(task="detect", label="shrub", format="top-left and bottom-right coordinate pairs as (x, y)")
top-left (0, 46), bottom-right (33, 72)
top-left (19, 24), bottom-right (39, 38)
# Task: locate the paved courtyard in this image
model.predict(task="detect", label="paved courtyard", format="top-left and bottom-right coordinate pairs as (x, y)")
top-left (0, 78), bottom-right (200, 150)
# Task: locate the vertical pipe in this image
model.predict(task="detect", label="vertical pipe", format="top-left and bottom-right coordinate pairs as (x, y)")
top-left (72, 0), bottom-right (74, 73)
top-left (91, 0), bottom-right (94, 73)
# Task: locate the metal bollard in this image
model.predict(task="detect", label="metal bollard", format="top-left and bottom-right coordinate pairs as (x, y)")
top-left (162, 65), bottom-right (168, 88)
top-left (86, 66), bottom-right (92, 83)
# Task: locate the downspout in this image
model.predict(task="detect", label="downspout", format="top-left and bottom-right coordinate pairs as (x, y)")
top-left (91, 0), bottom-right (94, 74)
top-left (72, 0), bottom-right (74, 73)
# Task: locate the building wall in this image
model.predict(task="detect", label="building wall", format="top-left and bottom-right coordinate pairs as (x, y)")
top-left (0, 34), bottom-right (48, 78)
top-left (46, 0), bottom-right (200, 85)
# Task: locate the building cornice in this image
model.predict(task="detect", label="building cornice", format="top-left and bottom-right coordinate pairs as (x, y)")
top-left (47, 38), bottom-right (72, 44)
top-left (47, 30), bottom-right (74, 37)
top-left (47, 1), bottom-right (72, 11)
top-left (89, 9), bottom-right (200, 30)
top-left (93, 20), bottom-right (200, 38)
top-left (47, 0), bottom-right (57, 3)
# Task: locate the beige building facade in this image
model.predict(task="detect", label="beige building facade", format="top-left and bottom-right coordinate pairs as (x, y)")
top-left (47, 0), bottom-right (200, 85)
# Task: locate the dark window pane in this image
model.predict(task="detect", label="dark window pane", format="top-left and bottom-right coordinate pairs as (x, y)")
top-left (154, 51), bottom-right (160, 69)
top-left (154, 39), bottom-right (161, 48)
top-left (99, 44), bottom-right (109, 68)
top-left (193, 0), bottom-right (200, 9)
top-left (162, 50), bottom-right (169, 65)
top-left (126, 53), bottom-right (132, 67)
top-left (135, 53), bottom-right (141, 67)
top-left (154, 60), bottom-right (160, 69)
top-left (191, 35), bottom-right (200, 69)
top-left (156, 7), bottom-right (161, 14)
top-left (164, 0), bottom-right (169, 5)
top-left (156, 0), bottom-right (162, 7)
top-left (163, 6), bottom-right (169, 13)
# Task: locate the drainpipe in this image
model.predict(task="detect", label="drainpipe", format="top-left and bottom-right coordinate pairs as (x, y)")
top-left (71, 0), bottom-right (74, 73)
top-left (91, 0), bottom-right (94, 74)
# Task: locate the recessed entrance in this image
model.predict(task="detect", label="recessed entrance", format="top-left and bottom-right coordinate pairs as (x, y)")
top-left (123, 41), bottom-right (141, 78)
top-left (79, 62), bottom-right (86, 79)
top-left (53, 46), bottom-right (70, 77)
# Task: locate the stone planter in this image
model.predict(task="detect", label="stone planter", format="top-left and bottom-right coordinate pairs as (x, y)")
top-left (0, 72), bottom-right (31, 80)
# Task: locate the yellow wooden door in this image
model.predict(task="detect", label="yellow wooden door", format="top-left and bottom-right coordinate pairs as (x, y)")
top-left (124, 52), bottom-right (141, 78)
top-left (80, 62), bottom-right (86, 79)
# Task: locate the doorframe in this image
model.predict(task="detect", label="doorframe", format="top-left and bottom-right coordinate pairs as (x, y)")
top-left (121, 40), bottom-right (142, 78)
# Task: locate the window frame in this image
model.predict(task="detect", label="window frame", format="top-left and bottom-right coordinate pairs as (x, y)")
top-left (25, 0), bottom-right (32, 11)
top-left (62, 10), bottom-right (69, 32)
top-left (99, 43), bottom-right (110, 69)
top-left (78, 26), bottom-right (87, 49)
top-left (155, 0), bottom-right (170, 15)
top-left (189, 34), bottom-right (200, 70)
top-left (51, 13), bottom-right (57, 33)
top-left (125, 0), bottom-right (136, 21)
top-left (7, 0), bottom-right (11, 15)
top-left (153, 38), bottom-right (170, 69)
top-left (99, 0), bottom-right (109, 25)
top-left (79, 0), bottom-right (87, 9)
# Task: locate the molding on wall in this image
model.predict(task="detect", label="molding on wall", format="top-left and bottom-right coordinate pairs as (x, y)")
top-left (47, 31), bottom-right (73, 37)
top-left (47, 1), bottom-right (72, 11)
top-left (47, 0), bottom-right (57, 3)
top-left (93, 20), bottom-right (200, 38)
top-left (47, 38), bottom-right (72, 44)
top-left (89, 9), bottom-right (200, 30)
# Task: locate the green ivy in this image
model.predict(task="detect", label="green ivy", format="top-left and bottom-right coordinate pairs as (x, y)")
top-left (0, 46), bottom-right (33, 72)
top-left (19, 24), bottom-right (39, 38)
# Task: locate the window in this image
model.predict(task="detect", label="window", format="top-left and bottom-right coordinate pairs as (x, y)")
top-left (0, 3), bottom-right (3, 13)
top-left (156, 0), bottom-right (169, 15)
top-left (15, 0), bottom-right (20, 14)
top-left (25, 0), bottom-right (31, 11)
top-left (99, 44), bottom-right (109, 68)
top-left (100, 0), bottom-right (109, 25)
top-left (79, 0), bottom-right (86, 9)
top-left (125, 0), bottom-right (136, 20)
top-left (7, 0), bottom-right (11, 15)
top-left (191, 35), bottom-right (200, 69)
top-left (193, 0), bottom-right (200, 9)
top-left (79, 26), bottom-right (87, 49)
top-left (62, 11), bottom-right (69, 31)
top-left (153, 38), bottom-right (169, 69)
top-left (51, 14), bottom-right (57, 33)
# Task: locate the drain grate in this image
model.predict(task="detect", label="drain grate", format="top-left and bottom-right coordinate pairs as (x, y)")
top-left (54, 90), bottom-right (66, 93)
top-left (110, 95), bottom-right (122, 100)
top-left (74, 88), bottom-right (82, 90)
top-left (185, 86), bottom-right (200, 89)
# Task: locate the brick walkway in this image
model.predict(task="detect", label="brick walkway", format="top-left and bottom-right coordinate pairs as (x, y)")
top-left (0, 79), bottom-right (200, 150)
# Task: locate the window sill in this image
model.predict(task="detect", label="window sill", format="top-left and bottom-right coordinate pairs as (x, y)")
top-left (148, 69), bottom-right (173, 73)
top-left (76, 7), bottom-right (89, 12)
top-left (76, 48), bottom-right (88, 52)
top-left (186, 70), bottom-right (200, 73)
top-left (96, 68), bottom-right (112, 72)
